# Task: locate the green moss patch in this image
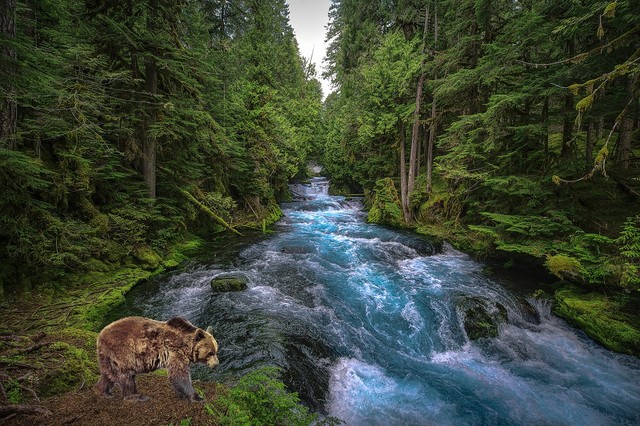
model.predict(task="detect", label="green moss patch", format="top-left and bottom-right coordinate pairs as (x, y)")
top-left (37, 342), bottom-right (98, 398)
top-left (554, 286), bottom-right (640, 357)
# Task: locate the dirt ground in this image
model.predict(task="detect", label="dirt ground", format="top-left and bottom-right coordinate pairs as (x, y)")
top-left (4, 375), bottom-right (221, 426)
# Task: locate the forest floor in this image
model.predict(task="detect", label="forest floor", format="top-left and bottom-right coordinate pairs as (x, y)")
top-left (0, 238), bottom-right (226, 425)
top-left (0, 301), bottom-right (224, 426)
top-left (4, 374), bottom-right (221, 426)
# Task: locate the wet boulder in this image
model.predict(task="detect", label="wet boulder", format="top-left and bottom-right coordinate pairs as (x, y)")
top-left (210, 274), bottom-right (248, 292)
top-left (280, 245), bottom-right (311, 255)
top-left (456, 296), bottom-right (508, 340)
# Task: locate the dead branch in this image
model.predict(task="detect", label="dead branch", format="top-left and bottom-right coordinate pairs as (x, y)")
top-left (30, 332), bottom-right (46, 343)
top-left (552, 110), bottom-right (625, 185)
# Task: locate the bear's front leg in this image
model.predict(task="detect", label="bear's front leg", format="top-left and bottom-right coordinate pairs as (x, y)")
top-left (167, 364), bottom-right (202, 402)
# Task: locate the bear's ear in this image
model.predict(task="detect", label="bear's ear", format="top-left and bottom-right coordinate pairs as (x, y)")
top-left (205, 325), bottom-right (213, 335)
top-left (195, 329), bottom-right (206, 341)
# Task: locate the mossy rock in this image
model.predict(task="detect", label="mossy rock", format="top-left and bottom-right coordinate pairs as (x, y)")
top-left (554, 286), bottom-right (640, 357)
top-left (132, 245), bottom-right (162, 269)
top-left (211, 275), bottom-right (249, 292)
top-left (456, 296), bottom-right (508, 340)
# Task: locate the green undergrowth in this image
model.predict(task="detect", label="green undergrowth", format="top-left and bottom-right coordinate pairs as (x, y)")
top-left (205, 367), bottom-right (340, 426)
top-left (554, 286), bottom-right (640, 356)
top-left (47, 235), bottom-right (206, 331)
top-left (37, 341), bottom-right (99, 398)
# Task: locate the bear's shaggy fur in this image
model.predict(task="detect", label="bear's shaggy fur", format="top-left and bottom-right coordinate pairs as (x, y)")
top-left (95, 316), bottom-right (219, 402)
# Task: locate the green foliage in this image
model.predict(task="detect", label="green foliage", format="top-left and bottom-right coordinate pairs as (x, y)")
top-left (37, 342), bottom-right (98, 398)
top-left (0, 0), bottom-right (322, 292)
top-left (618, 215), bottom-right (640, 260)
top-left (367, 178), bottom-right (404, 226)
top-left (481, 212), bottom-right (574, 238)
top-left (210, 367), bottom-right (324, 426)
top-left (5, 379), bottom-right (23, 404)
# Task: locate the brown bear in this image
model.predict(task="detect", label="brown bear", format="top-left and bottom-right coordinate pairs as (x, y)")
top-left (95, 316), bottom-right (219, 402)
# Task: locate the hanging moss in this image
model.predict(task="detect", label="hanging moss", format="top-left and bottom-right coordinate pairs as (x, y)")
top-left (576, 94), bottom-right (594, 113)
top-left (603, 2), bottom-right (617, 18)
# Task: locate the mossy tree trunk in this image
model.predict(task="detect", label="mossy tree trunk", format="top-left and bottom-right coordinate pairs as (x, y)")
top-left (561, 91), bottom-right (574, 158)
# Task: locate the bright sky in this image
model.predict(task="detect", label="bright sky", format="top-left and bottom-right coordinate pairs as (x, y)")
top-left (286, 0), bottom-right (333, 98)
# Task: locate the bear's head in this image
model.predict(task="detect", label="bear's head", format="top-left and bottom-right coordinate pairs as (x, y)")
top-left (193, 326), bottom-right (219, 368)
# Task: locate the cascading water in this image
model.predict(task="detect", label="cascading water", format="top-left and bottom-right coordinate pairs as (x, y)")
top-left (110, 177), bottom-right (640, 424)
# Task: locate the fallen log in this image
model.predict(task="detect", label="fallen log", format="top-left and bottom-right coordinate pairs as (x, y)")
top-left (180, 189), bottom-right (243, 236)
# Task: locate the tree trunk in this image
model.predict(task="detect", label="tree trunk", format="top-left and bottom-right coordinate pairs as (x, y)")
top-left (560, 91), bottom-right (574, 158)
top-left (596, 117), bottom-right (604, 139)
top-left (399, 122), bottom-right (410, 223)
top-left (542, 96), bottom-right (550, 169)
top-left (143, 1), bottom-right (158, 198)
top-left (425, 4), bottom-right (438, 193)
top-left (408, 74), bottom-right (425, 195)
top-left (585, 120), bottom-right (594, 167)
top-left (0, 0), bottom-right (17, 148)
top-left (407, 6), bottom-right (431, 201)
top-left (426, 95), bottom-right (437, 193)
top-left (615, 82), bottom-right (635, 170)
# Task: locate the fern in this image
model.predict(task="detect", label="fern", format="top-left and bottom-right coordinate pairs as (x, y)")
top-left (618, 215), bottom-right (640, 261)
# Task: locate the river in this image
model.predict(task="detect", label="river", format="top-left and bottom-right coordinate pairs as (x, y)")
top-left (109, 177), bottom-right (640, 425)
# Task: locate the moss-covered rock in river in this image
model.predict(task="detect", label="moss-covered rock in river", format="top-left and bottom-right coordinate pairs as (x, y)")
top-left (211, 275), bottom-right (249, 292)
top-left (456, 296), bottom-right (508, 340)
top-left (554, 286), bottom-right (640, 357)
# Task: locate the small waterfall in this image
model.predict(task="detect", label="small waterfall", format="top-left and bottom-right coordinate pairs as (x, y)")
top-left (290, 177), bottom-right (330, 199)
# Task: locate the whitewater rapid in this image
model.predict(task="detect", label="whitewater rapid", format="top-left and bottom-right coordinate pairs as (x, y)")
top-left (110, 177), bottom-right (640, 425)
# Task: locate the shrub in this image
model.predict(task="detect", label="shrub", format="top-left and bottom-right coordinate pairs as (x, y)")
top-left (210, 367), bottom-right (337, 426)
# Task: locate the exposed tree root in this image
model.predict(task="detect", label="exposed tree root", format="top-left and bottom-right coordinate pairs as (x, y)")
top-left (0, 404), bottom-right (52, 418)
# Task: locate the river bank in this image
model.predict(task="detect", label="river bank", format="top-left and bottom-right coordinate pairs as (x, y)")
top-left (0, 201), bottom-right (322, 424)
top-left (413, 221), bottom-right (640, 358)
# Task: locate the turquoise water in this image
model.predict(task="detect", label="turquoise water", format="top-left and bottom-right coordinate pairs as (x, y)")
top-left (114, 178), bottom-right (640, 425)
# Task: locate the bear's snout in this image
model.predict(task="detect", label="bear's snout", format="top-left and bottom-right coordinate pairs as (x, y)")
top-left (207, 356), bottom-right (219, 368)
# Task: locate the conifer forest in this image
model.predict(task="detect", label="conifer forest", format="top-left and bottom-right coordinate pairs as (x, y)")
top-left (0, 0), bottom-right (639, 424)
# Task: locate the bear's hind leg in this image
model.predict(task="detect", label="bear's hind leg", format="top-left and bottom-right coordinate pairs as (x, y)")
top-left (95, 374), bottom-right (115, 398)
top-left (121, 373), bottom-right (150, 402)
